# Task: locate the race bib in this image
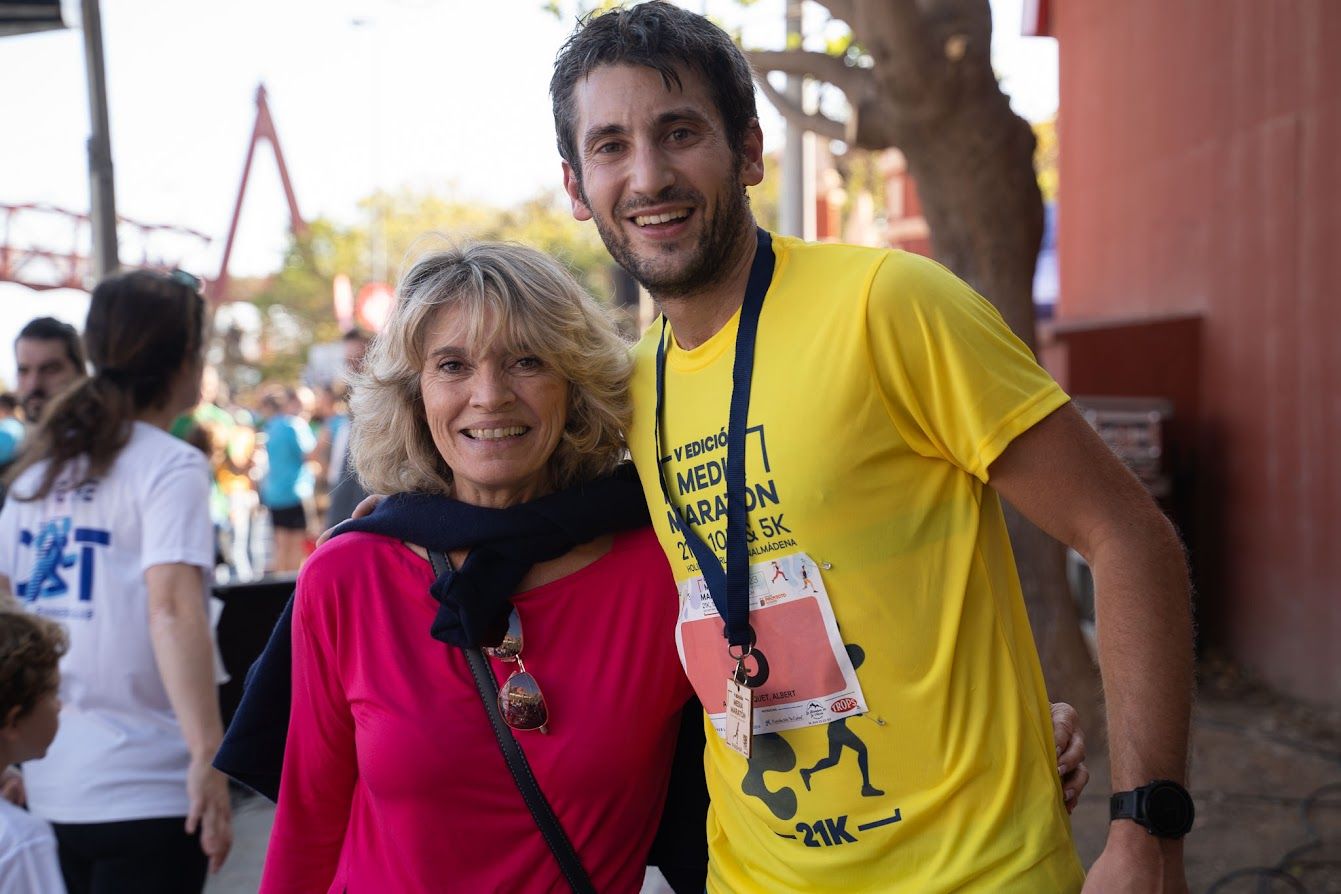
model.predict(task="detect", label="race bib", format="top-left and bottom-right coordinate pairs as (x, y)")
top-left (675, 552), bottom-right (867, 739)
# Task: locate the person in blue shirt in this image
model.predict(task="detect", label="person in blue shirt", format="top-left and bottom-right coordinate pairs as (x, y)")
top-left (260, 388), bottom-right (315, 572)
top-left (0, 395), bottom-right (24, 468)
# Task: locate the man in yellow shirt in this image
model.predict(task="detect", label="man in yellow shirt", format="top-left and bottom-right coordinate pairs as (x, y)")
top-left (551, 3), bottom-right (1193, 891)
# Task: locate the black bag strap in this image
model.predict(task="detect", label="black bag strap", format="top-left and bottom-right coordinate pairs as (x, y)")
top-left (428, 549), bottom-right (596, 894)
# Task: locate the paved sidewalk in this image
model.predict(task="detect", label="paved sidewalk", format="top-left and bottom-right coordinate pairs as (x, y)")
top-left (1070, 670), bottom-right (1341, 892)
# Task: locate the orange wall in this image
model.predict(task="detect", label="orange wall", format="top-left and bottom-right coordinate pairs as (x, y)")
top-left (1053, 1), bottom-right (1341, 702)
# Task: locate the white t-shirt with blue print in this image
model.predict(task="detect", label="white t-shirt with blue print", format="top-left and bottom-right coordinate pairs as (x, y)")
top-left (0, 422), bottom-right (215, 823)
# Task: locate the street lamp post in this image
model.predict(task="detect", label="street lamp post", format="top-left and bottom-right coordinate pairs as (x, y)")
top-left (81, 0), bottom-right (118, 278)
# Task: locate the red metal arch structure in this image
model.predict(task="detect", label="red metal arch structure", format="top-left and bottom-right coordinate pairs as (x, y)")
top-left (1, 82), bottom-right (304, 303)
top-left (213, 83), bottom-right (307, 305)
top-left (0, 202), bottom-right (210, 291)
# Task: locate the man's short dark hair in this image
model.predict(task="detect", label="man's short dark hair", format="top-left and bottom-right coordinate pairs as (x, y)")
top-left (16, 317), bottom-right (85, 371)
top-left (0, 394), bottom-right (17, 413)
top-left (342, 327), bottom-right (370, 344)
top-left (550, 1), bottom-right (759, 181)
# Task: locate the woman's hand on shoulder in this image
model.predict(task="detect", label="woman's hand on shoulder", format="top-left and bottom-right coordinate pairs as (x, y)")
top-left (314, 493), bottom-right (386, 547)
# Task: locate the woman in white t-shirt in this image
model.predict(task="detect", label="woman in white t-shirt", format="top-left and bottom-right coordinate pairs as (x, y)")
top-left (0, 270), bottom-right (232, 893)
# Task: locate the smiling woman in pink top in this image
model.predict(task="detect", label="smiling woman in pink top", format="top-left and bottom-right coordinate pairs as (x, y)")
top-left (259, 243), bottom-right (695, 894)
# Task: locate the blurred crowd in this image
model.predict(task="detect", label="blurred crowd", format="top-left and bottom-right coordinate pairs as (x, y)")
top-left (0, 316), bottom-right (371, 581)
top-left (171, 327), bottom-right (370, 580)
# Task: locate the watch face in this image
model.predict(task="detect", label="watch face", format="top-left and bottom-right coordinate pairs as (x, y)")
top-left (1147, 783), bottom-right (1194, 835)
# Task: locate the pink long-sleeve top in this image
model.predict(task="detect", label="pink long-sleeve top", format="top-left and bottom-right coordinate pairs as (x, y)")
top-left (260, 528), bottom-right (693, 894)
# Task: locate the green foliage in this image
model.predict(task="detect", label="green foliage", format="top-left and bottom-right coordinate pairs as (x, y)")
top-left (824, 31), bottom-right (854, 57)
top-left (752, 152), bottom-right (782, 233)
top-left (1033, 117), bottom-right (1058, 203)
top-left (247, 188), bottom-right (612, 382)
top-left (843, 148), bottom-right (886, 212)
top-left (543, 0), bottom-right (620, 19)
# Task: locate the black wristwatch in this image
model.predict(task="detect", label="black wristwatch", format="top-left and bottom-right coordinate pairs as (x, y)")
top-left (1110, 779), bottom-right (1194, 838)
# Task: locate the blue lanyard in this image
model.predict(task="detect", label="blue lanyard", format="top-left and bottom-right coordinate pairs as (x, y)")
top-left (654, 228), bottom-right (775, 648)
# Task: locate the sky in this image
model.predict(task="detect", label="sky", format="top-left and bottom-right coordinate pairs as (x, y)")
top-left (0, 0), bottom-right (1056, 382)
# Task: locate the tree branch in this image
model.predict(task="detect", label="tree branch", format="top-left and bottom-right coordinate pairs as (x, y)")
top-left (746, 49), bottom-right (872, 99)
top-left (754, 76), bottom-right (848, 143)
top-left (851, 0), bottom-right (942, 96)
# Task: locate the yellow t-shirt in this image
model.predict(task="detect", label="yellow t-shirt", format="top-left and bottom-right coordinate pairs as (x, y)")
top-left (628, 236), bottom-right (1084, 893)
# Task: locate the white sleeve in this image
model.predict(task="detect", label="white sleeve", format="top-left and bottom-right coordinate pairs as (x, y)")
top-left (0, 836), bottom-right (68, 894)
top-left (296, 418), bottom-right (317, 456)
top-left (0, 500), bottom-right (18, 581)
top-left (140, 448), bottom-right (216, 573)
top-left (0, 465), bottom-right (39, 583)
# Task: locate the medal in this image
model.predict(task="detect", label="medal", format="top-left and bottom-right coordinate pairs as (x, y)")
top-left (725, 660), bottom-right (753, 758)
top-left (724, 639), bottom-right (771, 758)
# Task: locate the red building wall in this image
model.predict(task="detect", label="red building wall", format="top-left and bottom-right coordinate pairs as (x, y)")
top-left (1053, 1), bottom-right (1341, 702)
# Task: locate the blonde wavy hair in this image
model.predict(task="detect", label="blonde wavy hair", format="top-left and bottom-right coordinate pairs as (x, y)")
top-left (349, 241), bottom-right (633, 497)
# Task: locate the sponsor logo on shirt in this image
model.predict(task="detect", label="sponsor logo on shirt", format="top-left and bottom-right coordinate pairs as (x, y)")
top-left (16, 516), bottom-right (112, 617)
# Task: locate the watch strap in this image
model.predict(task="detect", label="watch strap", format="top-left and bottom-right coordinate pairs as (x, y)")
top-left (1109, 788), bottom-right (1141, 821)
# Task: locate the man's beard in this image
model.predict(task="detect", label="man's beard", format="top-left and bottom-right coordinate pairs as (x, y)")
top-left (21, 393), bottom-right (46, 422)
top-left (586, 170), bottom-right (752, 300)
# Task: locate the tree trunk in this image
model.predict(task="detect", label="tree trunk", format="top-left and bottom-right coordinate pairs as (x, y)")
top-left (751, 0), bottom-right (1104, 734)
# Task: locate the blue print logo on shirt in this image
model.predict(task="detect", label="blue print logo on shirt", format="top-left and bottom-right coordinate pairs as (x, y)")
top-left (17, 518), bottom-right (112, 607)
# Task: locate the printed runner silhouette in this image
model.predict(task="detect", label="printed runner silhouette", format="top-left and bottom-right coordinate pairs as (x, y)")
top-left (740, 643), bottom-right (885, 820)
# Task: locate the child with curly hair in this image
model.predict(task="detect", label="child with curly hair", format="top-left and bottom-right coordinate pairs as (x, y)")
top-left (0, 611), bottom-right (66, 892)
